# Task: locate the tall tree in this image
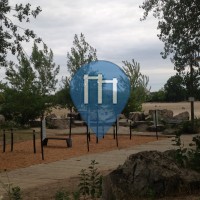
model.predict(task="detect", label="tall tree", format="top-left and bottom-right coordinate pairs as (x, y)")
top-left (56, 33), bottom-right (97, 108)
top-left (164, 74), bottom-right (186, 102)
top-left (140, 0), bottom-right (200, 124)
top-left (0, 0), bottom-right (42, 66)
top-left (67, 33), bottom-right (97, 77)
top-left (122, 59), bottom-right (150, 114)
top-left (2, 44), bottom-right (59, 125)
top-left (140, 0), bottom-right (200, 71)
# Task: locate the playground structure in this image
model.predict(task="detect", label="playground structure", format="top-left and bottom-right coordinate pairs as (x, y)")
top-left (0, 110), bottom-right (160, 161)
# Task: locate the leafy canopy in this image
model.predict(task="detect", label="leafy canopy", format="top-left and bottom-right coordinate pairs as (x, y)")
top-left (1, 43), bottom-right (59, 125)
top-left (122, 59), bottom-right (150, 114)
top-left (140, 0), bottom-right (200, 71)
top-left (56, 33), bottom-right (97, 108)
top-left (0, 0), bottom-right (42, 66)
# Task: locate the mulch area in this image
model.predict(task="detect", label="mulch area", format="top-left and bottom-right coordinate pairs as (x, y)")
top-left (0, 133), bottom-right (161, 171)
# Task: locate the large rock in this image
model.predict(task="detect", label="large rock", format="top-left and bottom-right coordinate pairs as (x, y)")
top-left (47, 118), bottom-right (69, 129)
top-left (149, 109), bottom-right (173, 121)
top-left (102, 151), bottom-right (200, 200)
top-left (129, 112), bottom-right (145, 121)
top-left (173, 111), bottom-right (189, 121)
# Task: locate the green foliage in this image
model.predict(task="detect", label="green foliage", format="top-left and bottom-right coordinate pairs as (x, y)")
top-left (164, 74), bottom-right (186, 102)
top-left (78, 160), bottom-right (102, 199)
top-left (147, 88), bottom-right (166, 102)
top-left (67, 33), bottom-right (97, 77)
top-left (140, 0), bottom-right (200, 71)
top-left (140, 0), bottom-right (200, 103)
top-left (146, 187), bottom-right (156, 200)
top-left (188, 136), bottom-right (200, 172)
top-left (122, 59), bottom-right (150, 114)
top-left (178, 118), bottom-right (200, 134)
top-left (172, 128), bottom-right (200, 172)
top-left (56, 33), bottom-right (97, 109)
top-left (78, 169), bottom-right (90, 198)
top-left (72, 191), bottom-right (80, 200)
top-left (10, 186), bottom-right (22, 200)
top-left (54, 77), bottom-right (73, 109)
top-left (55, 189), bottom-right (70, 200)
top-left (1, 43), bottom-right (59, 125)
top-left (0, 0), bottom-right (42, 66)
top-left (0, 170), bottom-right (22, 200)
top-left (172, 131), bottom-right (188, 167)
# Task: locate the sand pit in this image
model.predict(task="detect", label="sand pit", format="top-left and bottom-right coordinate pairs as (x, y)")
top-left (0, 133), bottom-right (161, 171)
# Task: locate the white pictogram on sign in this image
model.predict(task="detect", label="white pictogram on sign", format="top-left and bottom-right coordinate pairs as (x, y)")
top-left (84, 74), bottom-right (118, 104)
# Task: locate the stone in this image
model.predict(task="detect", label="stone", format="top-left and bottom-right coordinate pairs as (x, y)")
top-left (47, 118), bottom-right (69, 129)
top-left (173, 111), bottom-right (189, 121)
top-left (102, 151), bottom-right (200, 200)
top-left (129, 112), bottom-right (145, 121)
top-left (149, 109), bottom-right (173, 121)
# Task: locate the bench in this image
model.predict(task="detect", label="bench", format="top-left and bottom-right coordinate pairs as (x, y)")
top-left (42, 137), bottom-right (72, 147)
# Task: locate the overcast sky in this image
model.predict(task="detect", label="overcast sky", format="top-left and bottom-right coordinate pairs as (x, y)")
top-left (10, 0), bottom-right (176, 91)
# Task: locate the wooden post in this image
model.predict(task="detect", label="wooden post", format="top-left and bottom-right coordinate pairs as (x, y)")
top-left (129, 122), bottom-right (132, 140)
top-left (40, 119), bottom-right (44, 160)
top-left (3, 130), bottom-right (6, 153)
top-left (10, 129), bottom-right (13, 152)
top-left (33, 130), bottom-right (36, 154)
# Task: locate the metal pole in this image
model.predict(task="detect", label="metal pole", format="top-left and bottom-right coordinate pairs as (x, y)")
top-left (113, 125), bottom-right (115, 139)
top-left (33, 130), bottom-right (36, 154)
top-left (86, 124), bottom-right (89, 152)
top-left (40, 119), bottom-right (44, 160)
top-left (3, 130), bottom-right (5, 153)
top-left (10, 129), bottom-right (13, 152)
top-left (69, 107), bottom-right (72, 139)
top-left (190, 64), bottom-right (194, 132)
top-left (116, 123), bottom-right (118, 147)
top-left (129, 122), bottom-right (132, 140)
top-left (155, 110), bottom-right (158, 140)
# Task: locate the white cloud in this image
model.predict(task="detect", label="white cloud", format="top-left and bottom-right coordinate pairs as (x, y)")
top-left (8, 0), bottom-right (176, 91)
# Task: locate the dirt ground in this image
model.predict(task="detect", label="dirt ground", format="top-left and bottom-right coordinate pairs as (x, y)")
top-left (1, 132), bottom-right (200, 200)
top-left (0, 133), bottom-right (162, 199)
top-left (0, 133), bottom-right (159, 171)
top-left (1, 102), bottom-right (200, 199)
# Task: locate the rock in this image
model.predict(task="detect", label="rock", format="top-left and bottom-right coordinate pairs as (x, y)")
top-left (173, 111), bottom-right (189, 121)
top-left (149, 109), bottom-right (173, 121)
top-left (129, 112), bottom-right (145, 121)
top-left (47, 118), bottom-right (69, 129)
top-left (102, 151), bottom-right (200, 199)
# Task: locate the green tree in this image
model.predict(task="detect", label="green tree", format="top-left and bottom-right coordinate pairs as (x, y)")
top-left (164, 74), bottom-right (186, 102)
top-left (67, 33), bottom-right (97, 77)
top-left (2, 44), bottom-right (59, 125)
top-left (148, 89), bottom-right (166, 102)
top-left (140, 0), bottom-right (200, 71)
top-left (183, 69), bottom-right (200, 100)
top-left (56, 33), bottom-right (97, 109)
top-left (140, 0), bottom-right (200, 125)
top-left (122, 59), bottom-right (150, 115)
top-left (0, 0), bottom-right (42, 66)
